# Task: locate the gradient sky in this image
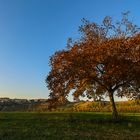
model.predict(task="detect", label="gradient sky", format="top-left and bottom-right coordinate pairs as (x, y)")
top-left (0, 0), bottom-right (140, 99)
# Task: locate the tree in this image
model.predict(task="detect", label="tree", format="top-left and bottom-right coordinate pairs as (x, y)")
top-left (46, 12), bottom-right (140, 119)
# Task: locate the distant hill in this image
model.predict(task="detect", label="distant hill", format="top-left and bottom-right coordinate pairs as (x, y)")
top-left (0, 98), bottom-right (48, 112)
top-left (0, 98), bottom-right (140, 112)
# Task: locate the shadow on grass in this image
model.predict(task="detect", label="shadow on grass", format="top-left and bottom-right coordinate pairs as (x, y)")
top-left (66, 112), bottom-right (140, 124)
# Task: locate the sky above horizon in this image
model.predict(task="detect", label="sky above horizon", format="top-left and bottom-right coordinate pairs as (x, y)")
top-left (0, 0), bottom-right (140, 100)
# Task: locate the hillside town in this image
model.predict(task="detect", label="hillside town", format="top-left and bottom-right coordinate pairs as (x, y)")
top-left (0, 97), bottom-right (49, 112)
top-left (0, 97), bottom-right (48, 103)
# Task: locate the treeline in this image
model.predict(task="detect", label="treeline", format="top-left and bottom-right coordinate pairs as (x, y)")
top-left (0, 97), bottom-right (140, 113)
top-left (49, 100), bottom-right (140, 113)
top-left (72, 100), bottom-right (140, 113)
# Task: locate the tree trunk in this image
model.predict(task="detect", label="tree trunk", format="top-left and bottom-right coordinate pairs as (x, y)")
top-left (109, 91), bottom-right (118, 120)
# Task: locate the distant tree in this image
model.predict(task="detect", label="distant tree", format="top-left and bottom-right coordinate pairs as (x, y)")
top-left (46, 12), bottom-right (140, 119)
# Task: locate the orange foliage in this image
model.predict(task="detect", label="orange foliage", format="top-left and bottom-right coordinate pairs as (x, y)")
top-left (46, 12), bottom-right (140, 119)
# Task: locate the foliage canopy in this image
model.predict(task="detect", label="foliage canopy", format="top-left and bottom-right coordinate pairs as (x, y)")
top-left (46, 12), bottom-right (140, 119)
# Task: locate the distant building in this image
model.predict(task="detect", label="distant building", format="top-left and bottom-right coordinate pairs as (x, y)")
top-left (12, 99), bottom-right (28, 103)
top-left (0, 97), bottom-right (10, 103)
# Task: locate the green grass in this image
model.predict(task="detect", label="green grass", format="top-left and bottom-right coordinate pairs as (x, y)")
top-left (0, 112), bottom-right (140, 140)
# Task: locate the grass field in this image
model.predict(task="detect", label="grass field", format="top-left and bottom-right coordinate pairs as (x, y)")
top-left (0, 112), bottom-right (140, 140)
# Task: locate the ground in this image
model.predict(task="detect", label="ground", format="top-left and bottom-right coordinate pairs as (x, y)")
top-left (0, 112), bottom-right (140, 140)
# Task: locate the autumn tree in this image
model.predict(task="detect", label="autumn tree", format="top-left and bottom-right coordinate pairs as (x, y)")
top-left (46, 12), bottom-right (140, 119)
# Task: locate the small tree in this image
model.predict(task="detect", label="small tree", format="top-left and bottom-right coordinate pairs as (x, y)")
top-left (46, 12), bottom-right (140, 119)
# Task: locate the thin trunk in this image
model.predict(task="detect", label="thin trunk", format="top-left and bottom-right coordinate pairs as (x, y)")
top-left (109, 91), bottom-right (118, 120)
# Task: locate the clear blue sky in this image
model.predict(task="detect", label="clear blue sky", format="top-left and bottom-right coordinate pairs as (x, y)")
top-left (0, 0), bottom-right (140, 99)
